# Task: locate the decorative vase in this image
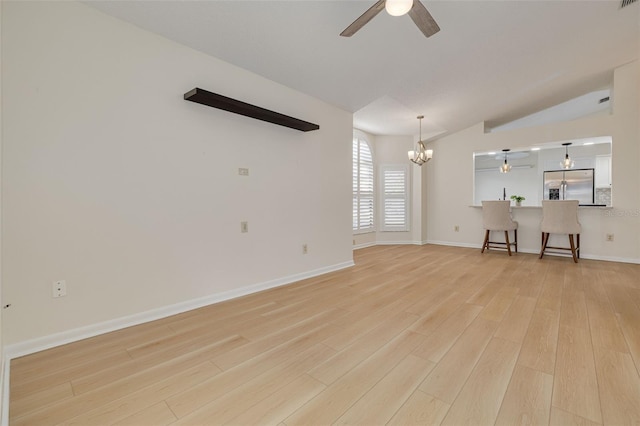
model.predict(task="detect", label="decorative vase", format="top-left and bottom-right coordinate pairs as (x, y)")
top-left (516, 201), bottom-right (522, 207)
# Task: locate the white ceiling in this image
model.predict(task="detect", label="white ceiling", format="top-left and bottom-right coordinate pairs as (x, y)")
top-left (87, 0), bottom-right (639, 139)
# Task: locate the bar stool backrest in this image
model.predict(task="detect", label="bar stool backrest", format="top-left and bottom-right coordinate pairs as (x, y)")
top-left (482, 200), bottom-right (517, 231)
top-left (541, 200), bottom-right (581, 235)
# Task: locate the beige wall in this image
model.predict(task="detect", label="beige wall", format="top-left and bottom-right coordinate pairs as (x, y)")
top-left (1, 1), bottom-right (353, 350)
top-left (425, 61), bottom-right (640, 263)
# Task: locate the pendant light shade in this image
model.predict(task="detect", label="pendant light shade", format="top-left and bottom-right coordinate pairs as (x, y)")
top-left (385, 0), bottom-right (413, 16)
top-left (561, 142), bottom-right (574, 169)
top-left (500, 149), bottom-right (512, 173)
top-left (408, 115), bottom-right (433, 166)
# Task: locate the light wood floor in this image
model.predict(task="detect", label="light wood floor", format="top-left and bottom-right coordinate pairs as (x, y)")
top-left (9, 245), bottom-right (640, 425)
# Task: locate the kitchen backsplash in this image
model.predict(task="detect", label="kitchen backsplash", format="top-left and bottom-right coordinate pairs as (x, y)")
top-left (596, 187), bottom-right (612, 206)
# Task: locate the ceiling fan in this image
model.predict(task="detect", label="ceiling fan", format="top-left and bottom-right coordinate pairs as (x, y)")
top-left (340, 0), bottom-right (440, 38)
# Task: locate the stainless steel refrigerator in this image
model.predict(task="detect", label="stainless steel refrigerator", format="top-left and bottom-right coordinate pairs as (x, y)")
top-left (543, 169), bottom-right (595, 205)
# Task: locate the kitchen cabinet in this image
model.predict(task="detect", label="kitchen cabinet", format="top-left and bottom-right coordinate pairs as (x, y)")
top-left (595, 155), bottom-right (611, 188)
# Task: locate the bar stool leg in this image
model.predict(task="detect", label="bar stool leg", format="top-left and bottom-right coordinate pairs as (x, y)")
top-left (539, 232), bottom-right (549, 259)
top-left (569, 234), bottom-right (578, 263)
top-left (505, 231), bottom-right (512, 256)
top-left (481, 230), bottom-right (490, 253)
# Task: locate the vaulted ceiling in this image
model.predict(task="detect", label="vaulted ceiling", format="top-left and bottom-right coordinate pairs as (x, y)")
top-left (87, 0), bottom-right (639, 139)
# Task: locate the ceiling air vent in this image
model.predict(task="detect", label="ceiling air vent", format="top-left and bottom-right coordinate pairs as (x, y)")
top-left (621, 0), bottom-right (637, 8)
top-left (599, 96), bottom-right (610, 104)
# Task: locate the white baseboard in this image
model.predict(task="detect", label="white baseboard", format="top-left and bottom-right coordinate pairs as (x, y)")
top-left (353, 241), bottom-right (376, 250)
top-left (426, 240), bottom-right (482, 249)
top-left (375, 240), bottom-right (424, 246)
top-left (354, 240), bottom-right (428, 250)
top-left (4, 260), bottom-right (354, 360)
top-left (427, 240), bottom-right (640, 264)
top-left (578, 254), bottom-right (640, 264)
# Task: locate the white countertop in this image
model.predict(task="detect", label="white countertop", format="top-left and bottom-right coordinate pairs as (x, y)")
top-left (470, 205), bottom-right (612, 209)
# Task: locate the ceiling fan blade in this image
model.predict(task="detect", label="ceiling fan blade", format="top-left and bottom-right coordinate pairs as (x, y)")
top-left (340, 0), bottom-right (386, 37)
top-left (408, 1), bottom-right (440, 38)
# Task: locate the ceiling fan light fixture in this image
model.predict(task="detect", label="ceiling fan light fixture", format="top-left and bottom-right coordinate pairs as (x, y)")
top-left (385, 0), bottom-right (413, 16)
top-left (340, 0), bottom-right (439, 38)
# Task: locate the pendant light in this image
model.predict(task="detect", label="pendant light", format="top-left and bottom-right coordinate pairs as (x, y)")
top-left (499, 149), bottom-right (512, 173)
top-left (408, 115), bottom-right (433, 166)
top-left (385, 0), bottom-right (413, 16)
top-left (561, 142), bottom-right (574, 169)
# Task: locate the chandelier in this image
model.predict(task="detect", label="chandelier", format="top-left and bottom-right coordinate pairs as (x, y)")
top-left (408, 115), bottom-right (433, 166)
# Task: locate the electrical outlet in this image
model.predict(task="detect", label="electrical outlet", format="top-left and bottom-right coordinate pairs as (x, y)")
top-left (238, 168), bottom-right (249, 176)
top-left (454, 225), bottom-right (460, 232)
top-left (241, 221), bottom-right (248, 233)
top-left (302, 244), bottom-right (308, 254)
top-left (606, 233), bottom-right (614, 242)
top-left (52, 280), bottom-right (67, 298)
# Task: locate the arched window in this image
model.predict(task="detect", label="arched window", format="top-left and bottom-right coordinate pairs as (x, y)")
top-left (353, 134), bottom-right (374, 233)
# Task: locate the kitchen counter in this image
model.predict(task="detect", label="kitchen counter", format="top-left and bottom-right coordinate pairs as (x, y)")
top-left (470, 205), bottom-right (612, 209)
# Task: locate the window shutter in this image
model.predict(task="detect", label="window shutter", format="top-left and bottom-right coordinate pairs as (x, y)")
top-left (380, 165), bottom-right (409, 231)
top-left (353, 136), bottom-right (374, 233)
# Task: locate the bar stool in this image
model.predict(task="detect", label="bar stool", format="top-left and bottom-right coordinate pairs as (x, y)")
top-left (539, 200), bottom-right (581, 263)
top-left (481, 200), bottom-right (518, 256)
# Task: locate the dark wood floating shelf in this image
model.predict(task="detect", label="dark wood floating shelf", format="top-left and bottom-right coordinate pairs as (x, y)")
top-left (184, 88), bottom-right (320, 132)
